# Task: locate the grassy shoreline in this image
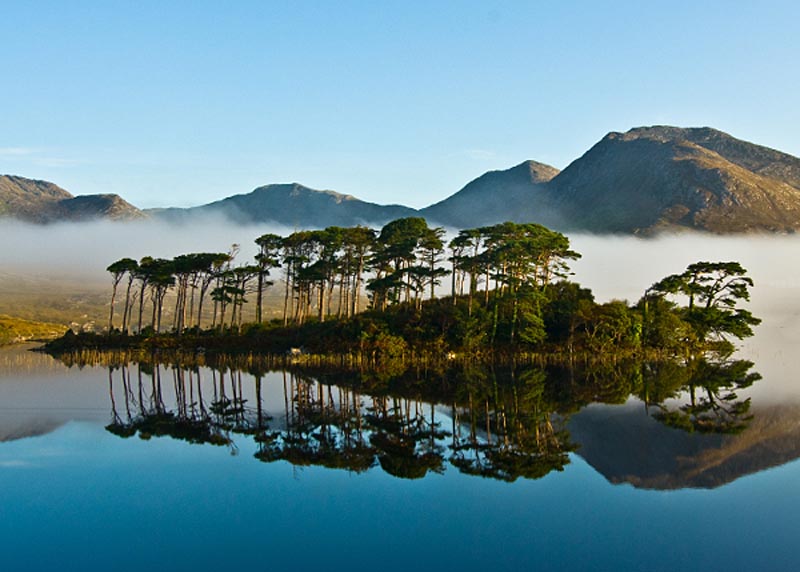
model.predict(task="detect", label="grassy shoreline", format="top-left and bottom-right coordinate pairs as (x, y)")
top-left (0, 314), bottom-right (68, 346)
top-left (41, 326), bottom-right (676, 368)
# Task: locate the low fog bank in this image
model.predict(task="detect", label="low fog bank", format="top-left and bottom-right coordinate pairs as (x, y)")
top-left (3, 222), bottom-right (799, 318)
top-left (0, 217), bottom-right (294, 282)
top-left (569, 233), bottom-right (800, 304)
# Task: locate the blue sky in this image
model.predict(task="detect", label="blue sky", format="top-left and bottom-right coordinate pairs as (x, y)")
top-left (1, 0), bottom-right (798, 208)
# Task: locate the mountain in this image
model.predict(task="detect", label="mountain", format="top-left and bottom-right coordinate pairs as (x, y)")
top-left (154, 182), bottom-right (417, 228)
top-left (548, 126), bottom-right (800, 234)
top-left (6, 125), bottom-right (800, 233)
top-left (0, 175), bottom-right (144, 223)
top-left (422, 127), bottom-right (800, 234)
top-left (0, 175), bottom-right (72, 221)
top-left (56, 194), bottom-right (145, 221)
top-left (420, 160), bottom-right (559, 229)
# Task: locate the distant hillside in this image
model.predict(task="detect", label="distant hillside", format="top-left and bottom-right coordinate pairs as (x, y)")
top-left (0, 175), bottom-right (144, 223)
top-left (421, 160), bottom-right (559, 229)
top-left (0, 175), bottom-right (72, 221)
top-left (548, 126), bottom-right (800, 234)
top-left (154, 182), bottom-right (418, 228)
top-left (7, 125), bottom-right (800, 233)
top-left (422, 126), bottom-right (800, 234)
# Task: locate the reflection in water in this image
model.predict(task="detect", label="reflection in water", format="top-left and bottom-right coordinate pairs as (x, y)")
top-left (256, 372), bottom-right (377, 473)
top-left (95, 352), bottom-right (772, 487)
top-left (107, 363), bottom-right (270, 451)
top-left (642, 357), bottom-right (760, 435)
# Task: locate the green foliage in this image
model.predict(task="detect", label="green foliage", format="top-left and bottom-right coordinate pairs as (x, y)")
top-left (518, 304), bottom-right (547, 346)
top-left (583, 301), bottom-right (642, 353)
top-left (542, 281), bottom-right (595, 343)
top-left (638, 295), bottom-right (693, 353)
top-left (648, 261), bottom-right (761, 349)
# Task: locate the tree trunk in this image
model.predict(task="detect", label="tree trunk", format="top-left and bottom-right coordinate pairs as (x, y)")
top-left (256, 271), bottom-right (264, 323)
top-left (108, 281), bottom-right (119, 332)
top-left (121, 277), bottom-right (134, 334)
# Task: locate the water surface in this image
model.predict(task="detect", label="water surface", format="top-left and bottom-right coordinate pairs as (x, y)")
top-left (1, 344), bottom-right (799, 572)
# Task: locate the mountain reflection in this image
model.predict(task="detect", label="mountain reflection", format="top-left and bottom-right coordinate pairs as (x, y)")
top-left (84, 351), bottom-right (776, 487)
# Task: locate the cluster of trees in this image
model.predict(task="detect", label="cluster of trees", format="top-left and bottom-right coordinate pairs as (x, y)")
top-left (103, 218), bottom-right (759, 357)
top-left (640, 261), bottom-right (761, 354)
top-left (105, 218), bottom-right (580, 334)
top-left (106, 249), bottom-right (243, 334)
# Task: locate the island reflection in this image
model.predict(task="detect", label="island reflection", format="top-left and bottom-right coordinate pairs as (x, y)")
top-left (54, 350), bottom-right (783, 488)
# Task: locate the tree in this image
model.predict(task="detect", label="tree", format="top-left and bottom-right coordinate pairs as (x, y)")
top-left (369, 217), bottom-right (434, 308)
top-left (143, 258), bottom-right (175, 332)
top-left (416, 225), bottom-right (448, 302)
top-left (449, 229), bottom-right (485, 314)
top-left (649, 261), bottom-right (761, 350)
top-left (133, 256), bottom-right (154, 333)
top-left (254, 234), bottom-right (282, 323)
top-left (637, 294), bottom-right (692, 353)
top-left (106, 258), bottom-right (138, 332)
top-left (194, 253), bottom-right (231, 330)
top-left (542, 281), bottom-right (595, 351)
top-left (339, 226), bottom-right (376, 317)
top-left (472, 222), bottom-right (580, 345)
top-left (583, 300), bottom-right (641, 353)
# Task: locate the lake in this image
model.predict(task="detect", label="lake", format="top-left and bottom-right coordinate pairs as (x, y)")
top-left (3, 234), bottom-right (800, 571)
top-left (1, 341), bottom-right (799, 572)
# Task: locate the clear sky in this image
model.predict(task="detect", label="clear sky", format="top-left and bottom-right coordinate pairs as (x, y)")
top-left (1, 0), bottom-right (798, 209)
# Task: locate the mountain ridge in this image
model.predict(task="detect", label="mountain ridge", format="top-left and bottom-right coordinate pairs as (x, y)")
top-left (4, 125), bottom-right (800, 233)
top-left (547, 127), bottom-right (800, 233)
top-left (153, 182), bottom-right (418, 228)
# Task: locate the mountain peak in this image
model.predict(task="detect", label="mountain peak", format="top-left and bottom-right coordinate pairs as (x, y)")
top-left (609, 125), bottom-right (725, 143)
top-left (168, 181), bottom-right (417, 227)
top-left (57, 194), bottom-right (145, 221)
top-left (1, 175), bottom-right (144, 223)
top-left (250, 183), bottom-right (359, 204)
top-left (421, 160), bottom-right (559, 228)
top-left (516, 160), bottom-right (561, 184)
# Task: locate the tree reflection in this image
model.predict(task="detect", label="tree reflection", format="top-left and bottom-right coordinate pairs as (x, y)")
top-left (449, 367), bottom-right (575, 482)
top-left (105, 361), bottom-right (272, 451)
top-left (367, 396), bottom-right (446, 479)
top-left (255, 371), bottom-right (376, 472)
top-left (99, 350), bottom-right (763, 481)
top-left (643, 357), bottom-right (760, 434)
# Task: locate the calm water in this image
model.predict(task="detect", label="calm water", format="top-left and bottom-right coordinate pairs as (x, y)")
top-left (1, 343), bottom-right (799, 572)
